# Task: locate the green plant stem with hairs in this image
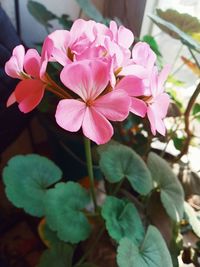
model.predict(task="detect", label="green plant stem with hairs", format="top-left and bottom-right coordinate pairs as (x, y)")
top-left (84, 137), bottom-right (98, 212)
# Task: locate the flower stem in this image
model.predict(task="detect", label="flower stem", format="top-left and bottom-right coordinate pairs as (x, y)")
top-left (84, 137), bottom-right (97, 211)
top-left (174, 81), bottom-right (200, 162)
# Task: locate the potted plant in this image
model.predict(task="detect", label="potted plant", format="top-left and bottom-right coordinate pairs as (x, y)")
top-left (2, 7), bottom-right (200, 265)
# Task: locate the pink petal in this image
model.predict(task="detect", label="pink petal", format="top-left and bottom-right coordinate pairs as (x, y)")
top-left (119, 64), bottom-right (148, 79)
top-left (40, 37), bottom-right (54, 78)
top-left (130, 97), bottom-right (147, 117)
top-left (5, 45), bottom-right (25, 78)
top-left (94, 22), bottom-right (112, 41)
top-left (147, 105), bottom-right (167, 136)
top-left (109, 21), bottom-right (133, 48)
top-left (109, 20), bottom-right (118, 39)
top-left (158, 64), bottom-right (171, 91)
top-left (60, 61), bottom-right (92, 100)
top-left (115, 75), bottom-right (145, 96)
top-left (14, 79), bottom-right (45, 113)
top-left (118, 26), bottom-right (134, 48)
top-left (150, 65), bottom-right (170, 97)
top-left (55, 99), bottom-right (86, 132)
top-left (75, 45), bottom-right (107, 61)
top-left (7, 92), bottom-right (16, 107)
top-left (152, 93), bottom-right (170, 118)
top-left (149, 67), bottom-right (158, 97)
top-left (60, 60), bottom-right (109, 101)
top-left (132, 42), bottom-right (156, 70)
top-left (12, 45), bottom-right (25, 72)
top-left (104, 39), bottom-right (124, 67)
top-left (82, 107), bottom-right (113, 145)
top-left (52, 47), bottom-right (71, 66)
top-left (48, 30), bottom-right (71, 65)
top-left (155, 118), bottom-right (166, 136)
top-left (24, 49), bottom-right (41, 78)
top-left (147, 106), bottom-right (156, 135)
top-left (70, 19), bottom-right (88, 43)
top-left (93, 89), bottom-right (130, 121)
top-left (48, 30), bottom-right (70, 51)
top-left (90, 60), bottom-right (110, 99)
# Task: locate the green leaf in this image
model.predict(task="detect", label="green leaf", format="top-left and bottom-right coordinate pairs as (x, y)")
top-left (147, 152), bottom-right (184, 222)
top-left (149, 14), bottom-right (200, 52)
top-left (27, 1), bottom-right (57, 28)
top-left (45, 182), bottom-right (91, 244)
top-left (101, 196), bottom-right (144, 243)
top-left (75, 0), bottom-right (104, 22)
top-left (184, 202), bottom-right (200, 238)
top-left (99, 143), bottom-right (153, 195)
top-left (192, 103), bottom-right (200, 115)
top-left (117, 225), bottom-right (173, 267)
top-left (58, 14), bottom-right (73, 30)
top-left (173, 137), bottom-right (185, 151)
top-left (3, 154), bottom-right (62, 217)
top-left (142, 35), bottom-right (162, 57)
top-left (156, 9), bottom-right (200, 34)
top-left (167, 75), bottom-right (185, 87)
top-left (37, 243), bottom-right (74, 267)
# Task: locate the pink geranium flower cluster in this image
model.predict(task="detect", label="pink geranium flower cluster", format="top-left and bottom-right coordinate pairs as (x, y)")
top-left (5, 19), bottom-right (170, 144)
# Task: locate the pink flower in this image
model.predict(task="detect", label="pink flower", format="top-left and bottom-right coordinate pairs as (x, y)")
top-left (5, 39), bottom-right (53, 113)
top-left (5, 45), bottom-right (25, 79)
top-left (146, 65), bottom-right (171, 135)
top-left (132, 42), bottom-right (156, 72)
top-left (48, 19), bottom-right (97, 66)
top-left (115, 64), bottom-right (170, 136)
top-left (109, 21), bottom-right (134, 49)
top-left (119, 42), bottom-right (156, 79)
top-left (115, 75), bottom-right (147, 117)
top-left (55, 60), bottom-right (130, 144)
top-left (48, 19), bottom-right (134, 86)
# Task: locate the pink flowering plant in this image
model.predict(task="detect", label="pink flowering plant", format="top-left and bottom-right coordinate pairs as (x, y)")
top-left (3, 18), bottom-right (190, 267)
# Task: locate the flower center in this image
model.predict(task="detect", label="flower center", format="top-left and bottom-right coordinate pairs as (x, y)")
top-left (139, 95), bottom-right (153, 104)
top-left (67, 48), bottom-right (74, 61)
top-left (86, 99), bottom-right (94, 107)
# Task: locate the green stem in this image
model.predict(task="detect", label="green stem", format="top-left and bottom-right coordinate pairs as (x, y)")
top-left (188, 47), bottom-right (200, 69)
top-left (84, 137), bottom-right (97, 212)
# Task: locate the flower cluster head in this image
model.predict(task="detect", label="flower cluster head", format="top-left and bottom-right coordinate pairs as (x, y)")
top-left (5, 19), bottom-right (170, 144)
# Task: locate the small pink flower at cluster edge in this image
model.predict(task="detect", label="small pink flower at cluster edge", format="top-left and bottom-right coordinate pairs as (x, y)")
top-left (5, 19), bottom-right (170, 145)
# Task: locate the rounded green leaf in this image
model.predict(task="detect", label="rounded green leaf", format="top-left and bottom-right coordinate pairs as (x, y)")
top-left (184, 202), bottom-right (200, 238)
top-left (45, 182), bottom-right (91, 244)
top-left (37, 243), bottom-right (74, 267)
top-left (99, 143), bottom-right (153, 195)
top-left (149, 13), bottom-right (200, 52)
top-left (156, 9), bottom-right (200, 35)
top-left (102, 196), bottom-right (144, 243)
top-left (117, 225), bottom-right (173, 267)
top-left (147, 152), bottom-right (184, 222)
top-left (3, 154), bottom-right (62, 217)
